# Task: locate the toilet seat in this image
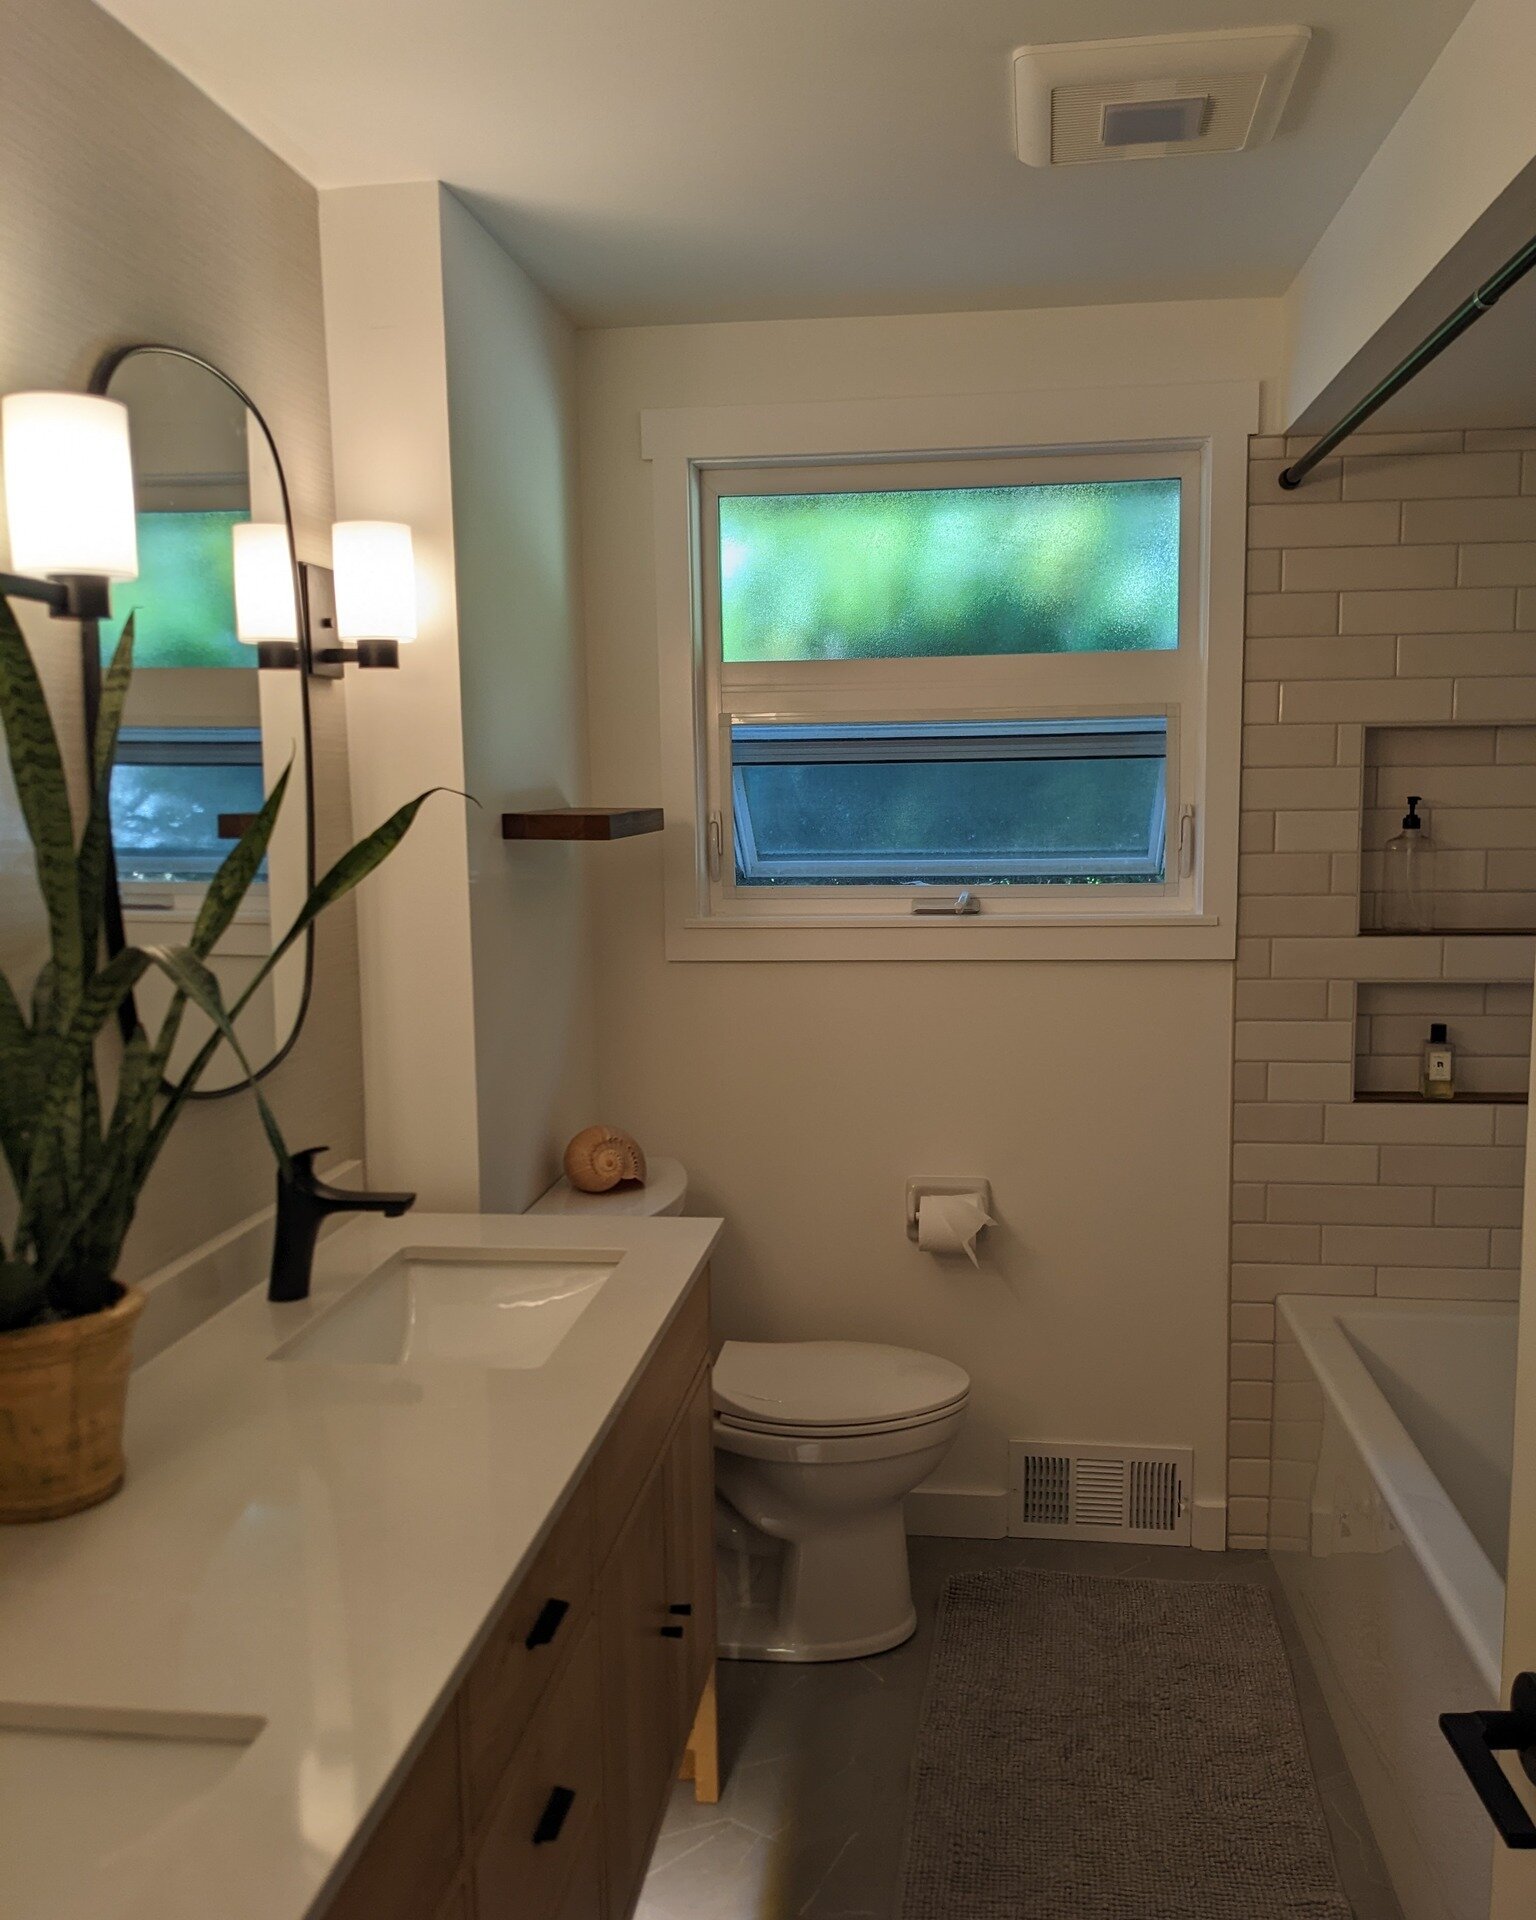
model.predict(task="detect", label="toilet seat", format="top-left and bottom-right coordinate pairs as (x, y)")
top-left (713, 1339), bottom-right (970, 1435)
top-left (715, 1402), bottom-right (967, 1442)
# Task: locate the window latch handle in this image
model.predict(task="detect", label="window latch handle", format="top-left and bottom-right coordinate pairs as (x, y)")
top-left (1178, 804), bottom-right (1197, 878)
top-left (707, 811), bottom-right (723, 880)
top-left (912, 890), bottom-right (981, 917)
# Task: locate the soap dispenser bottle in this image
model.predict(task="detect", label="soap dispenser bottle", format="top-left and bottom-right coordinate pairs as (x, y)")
top-left (1422, 1022), bottom-right (1455, 1102)
top-left (1382, 795), bottom-right (1434, 933)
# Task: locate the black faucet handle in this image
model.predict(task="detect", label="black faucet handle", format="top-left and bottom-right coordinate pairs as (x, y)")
top-left (286, 1146), bottom-right (331, 1188)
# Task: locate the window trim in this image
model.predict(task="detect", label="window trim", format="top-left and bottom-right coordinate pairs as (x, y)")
top-left (642, 381), bottom-right (1256, 961)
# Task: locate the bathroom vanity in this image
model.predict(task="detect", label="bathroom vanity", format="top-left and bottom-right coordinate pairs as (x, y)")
top-left (0, 1212), bottom-right (722, 1920)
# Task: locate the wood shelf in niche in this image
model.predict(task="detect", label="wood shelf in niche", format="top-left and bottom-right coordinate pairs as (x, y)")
top-left (1354, 1090), bottom-right (1528, 1106)
top-left (1356, 927), bottom-right (1536, 939)
top-left (501, 807), bottom-right (664, 842)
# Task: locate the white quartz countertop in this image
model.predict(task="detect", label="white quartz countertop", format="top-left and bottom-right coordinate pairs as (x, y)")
top-left (0, 1210), bottom-right (722, 1920)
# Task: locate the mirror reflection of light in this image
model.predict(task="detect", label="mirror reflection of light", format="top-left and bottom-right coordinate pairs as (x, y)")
top-left (232, 522), bottom-right (299, 642)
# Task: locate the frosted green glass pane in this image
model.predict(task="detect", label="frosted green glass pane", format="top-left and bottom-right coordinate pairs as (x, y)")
top-left (718, 479), bottom-right (1179, 662)
top-left (100, 510), bottom-right (250, 669)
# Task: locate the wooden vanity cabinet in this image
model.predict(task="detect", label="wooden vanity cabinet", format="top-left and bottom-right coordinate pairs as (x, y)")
top-left (315, 1271), bottom-right (716, 1920)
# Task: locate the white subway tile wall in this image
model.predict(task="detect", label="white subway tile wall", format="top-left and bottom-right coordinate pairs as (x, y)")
top-left (1231, 431), bottom-right (1536, 1547)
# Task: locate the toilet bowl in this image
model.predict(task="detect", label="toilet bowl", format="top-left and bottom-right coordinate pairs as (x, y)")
top-left (528, 1161), bottom-right (969, 1663)
top-left (712, 1340), bottom-right (969, 1662)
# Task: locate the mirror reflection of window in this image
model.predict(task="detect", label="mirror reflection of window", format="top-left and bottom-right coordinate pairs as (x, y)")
top-left (99, 349), bottom-right (311, 1092)
top-left (108, 727), bottom-right (268, 886)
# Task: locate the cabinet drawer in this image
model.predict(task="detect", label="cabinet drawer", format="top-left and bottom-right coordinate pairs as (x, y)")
top-left (473, 1619), bottom-right (604, 1920)
top-left (591, 1274), bottom-right (710, 1551)
top-left (463, 1480), bottom-right (595, 1826)
top-left (322, 1704), bottom-right (462, 1920)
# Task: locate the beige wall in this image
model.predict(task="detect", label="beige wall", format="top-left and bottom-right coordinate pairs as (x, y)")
top-left (321, 182), bottom-right (596, 1212)
top-left (577, 299), bottom-right (1286, 1535)
top-left (1232, 426), bottom-right (1536, 1546)
top-left (0, 0), bottom-right (363, 1278)
top-left (1283, 0), bottom-right (1536, 429)
top-left (440, 189), bottom-right (595, 1208)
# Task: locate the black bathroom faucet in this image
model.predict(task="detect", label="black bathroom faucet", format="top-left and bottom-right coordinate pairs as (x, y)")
top-left (268, 1147), bottom-right (417, 1302)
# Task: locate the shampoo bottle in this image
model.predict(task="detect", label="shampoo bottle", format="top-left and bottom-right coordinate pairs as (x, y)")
top-left (1422, 1022), bottom-right (1455, 1102)
top-left (1382, 796), bottom-right (1434, 933)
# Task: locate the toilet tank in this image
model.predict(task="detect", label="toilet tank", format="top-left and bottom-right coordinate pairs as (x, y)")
top-left (527, 1155), bottom-right (688, 1217)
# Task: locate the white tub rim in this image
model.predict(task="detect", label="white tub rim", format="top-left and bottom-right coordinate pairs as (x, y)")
top-left (1275, 1293), bottom-right (1507, 1696)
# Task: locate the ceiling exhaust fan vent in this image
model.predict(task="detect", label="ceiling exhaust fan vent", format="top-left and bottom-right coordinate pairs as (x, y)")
top-left (1013, 27), bottom-right (1310, 167)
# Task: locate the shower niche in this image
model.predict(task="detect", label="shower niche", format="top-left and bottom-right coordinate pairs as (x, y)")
top-left (1353, 980), bottom-right (1533, 1103)
top-left (1359, 724), bottom-right (1536, 935)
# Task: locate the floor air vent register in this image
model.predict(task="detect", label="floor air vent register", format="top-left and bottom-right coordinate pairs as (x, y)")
top-left (1009, 1443), bottom-right (1193, 1545)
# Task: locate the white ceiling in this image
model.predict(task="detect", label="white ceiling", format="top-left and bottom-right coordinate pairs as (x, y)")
top-left (96, 0), bottom-right (1475, 329)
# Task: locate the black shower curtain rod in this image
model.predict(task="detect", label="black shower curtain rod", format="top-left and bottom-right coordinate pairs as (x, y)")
top-left (1279, 230), bottom-right (1536, 490)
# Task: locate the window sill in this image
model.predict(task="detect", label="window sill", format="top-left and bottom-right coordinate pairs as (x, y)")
top-left (665, 913), bottom-right (1231, 963)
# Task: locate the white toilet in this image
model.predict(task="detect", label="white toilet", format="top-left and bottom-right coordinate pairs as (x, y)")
top-left (529, 1159), bottom-right (969, 1662)
top-left (712, 1339), bottom-right (968, 1661)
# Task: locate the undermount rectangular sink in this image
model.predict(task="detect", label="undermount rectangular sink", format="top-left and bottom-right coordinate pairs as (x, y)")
top-left (0, 1705), bottom-right (262, 1919)
top-left (273, 1247), bottom-right (617, 1369)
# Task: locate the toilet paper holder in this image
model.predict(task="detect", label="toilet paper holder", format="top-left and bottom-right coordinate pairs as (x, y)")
top-left (905, 1177), bottom-right (994, 1242)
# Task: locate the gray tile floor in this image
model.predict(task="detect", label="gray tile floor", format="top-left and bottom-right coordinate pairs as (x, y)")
top-left (637, 1537), bottom-right (1406, 1920)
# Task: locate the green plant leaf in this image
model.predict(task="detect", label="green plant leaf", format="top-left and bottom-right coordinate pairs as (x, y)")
top-left (230, 789), bottom-right (444, 1015)
top-left (0, 1259), bottom-right (44, 1332)
top-left (190, 762), bottom-right (288, 959)
top-left (78, 619), bottom-right (135, 969)
top-left (140, 945), bottom-right (290, 1169)
top-left (0, 967), bottom-right (39, 1194)
top-left (14, 944), bottom-right (150, 1243)
top-left (0, 598), bottom-right (81, 1027)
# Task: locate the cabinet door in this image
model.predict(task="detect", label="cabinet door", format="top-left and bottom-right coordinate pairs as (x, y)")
top-left (473, 1620), bottom-right (604, 1920)
top-left (663, 1364), bottom-right (716, 1737)
top-left (599, 1468), bottom-right (677, 1919)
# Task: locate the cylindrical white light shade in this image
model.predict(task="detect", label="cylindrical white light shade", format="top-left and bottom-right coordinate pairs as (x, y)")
top-left (232, 522), bottom-right (299, 643)
top-left (2, 392), bottom-right (138, 581)
top-left (332, 521), bottom-right (417, 643)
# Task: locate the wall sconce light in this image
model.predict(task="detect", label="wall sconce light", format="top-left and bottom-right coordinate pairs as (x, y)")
top-left (232, 521), bottom-right (302, 668)
top-left (0, 393), bottom-right (139, 620)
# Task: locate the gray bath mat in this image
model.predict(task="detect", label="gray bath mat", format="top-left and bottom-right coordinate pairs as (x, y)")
top-left (897, 1570), bottom-right (1351, 1920)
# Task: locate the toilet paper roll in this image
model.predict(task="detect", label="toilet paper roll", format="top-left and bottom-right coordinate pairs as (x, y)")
top-left (915, 1192), bottom-right (994, 1265)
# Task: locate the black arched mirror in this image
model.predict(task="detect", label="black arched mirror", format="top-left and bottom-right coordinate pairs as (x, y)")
top-left (89, 345), bottom-right (316, 1095)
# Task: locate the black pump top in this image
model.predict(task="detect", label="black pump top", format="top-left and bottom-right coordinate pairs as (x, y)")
top-left (1430, 1022), bottom-right (1448, 1045)
top-left (1403, 795), bottom-right (1423, 830)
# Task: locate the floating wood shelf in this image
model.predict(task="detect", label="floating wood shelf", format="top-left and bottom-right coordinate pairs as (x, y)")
top-left (1357, 927), bottom-right (1536, 939)
top-left (1354, 1090), bottom-right (1528, 1106)
top-left (501, 807), bottom-right (664, 842)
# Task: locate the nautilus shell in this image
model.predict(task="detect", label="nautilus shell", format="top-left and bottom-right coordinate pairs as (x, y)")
top-left (563, 1125), bottom-right (648, 1194)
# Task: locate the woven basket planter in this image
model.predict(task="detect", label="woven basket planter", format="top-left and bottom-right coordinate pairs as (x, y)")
top-left (0, 1287), bottom-right (144, 1522)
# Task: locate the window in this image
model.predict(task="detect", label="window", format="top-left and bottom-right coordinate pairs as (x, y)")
top-left (110, 727), bottom-right (267, 885)
top-left (100, 510), bottom-right (251, 669)
top-left (718, 479), bottom-right (1180, 662)
top-left (644, 384), bottom-right (1252, 959)
top-left (730, 718), bottom-right (1167, 887)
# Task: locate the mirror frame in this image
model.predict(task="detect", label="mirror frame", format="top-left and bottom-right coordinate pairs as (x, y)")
top-left (85, 342), bottom-right (319, 1098)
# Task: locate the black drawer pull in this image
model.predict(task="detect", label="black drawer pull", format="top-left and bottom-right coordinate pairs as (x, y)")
top-left (668, 1603), bottom-right (693, 1616)
top-left (524, 1598), bottom-right (570, 1650)
top-left (1440, 1671), bottom-right (1536, 1848)
top-left (659, 1624), bottom-right (686, 1639)
top-left (532, 1785), bottom-right (577, 1845)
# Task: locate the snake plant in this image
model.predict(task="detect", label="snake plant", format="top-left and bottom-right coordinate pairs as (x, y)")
top-left (0, 590), bottom-right (432, 1331)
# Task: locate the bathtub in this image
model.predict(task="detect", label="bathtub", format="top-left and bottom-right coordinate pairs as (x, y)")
top-left (1270, 1296), bottom-right (1516, 1920)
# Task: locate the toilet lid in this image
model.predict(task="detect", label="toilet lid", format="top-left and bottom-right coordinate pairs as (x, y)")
top-left (527, 1156), bottom-right (687, 1217)
top-left (713, 1341), bottom-right (970, 1431)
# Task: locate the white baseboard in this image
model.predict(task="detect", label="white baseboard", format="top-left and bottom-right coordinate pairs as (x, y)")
top-left (905, 1485), bottom-right (1010, 1539)
top-left (1193, 1497), bottom-right (1229, 1552)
